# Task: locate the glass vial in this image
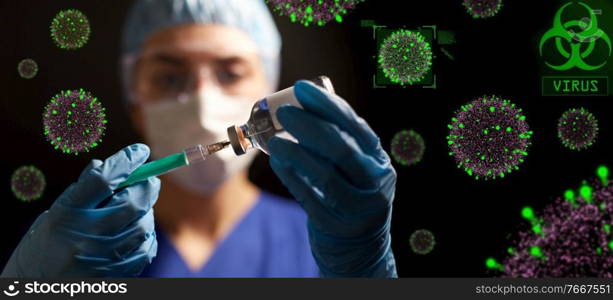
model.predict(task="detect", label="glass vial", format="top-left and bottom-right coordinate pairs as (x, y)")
top-left (227, 76), bottom-right (335, 155)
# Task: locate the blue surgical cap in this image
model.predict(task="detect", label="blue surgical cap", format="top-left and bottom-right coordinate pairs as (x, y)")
top-left (121, 0), bottom-right (282, 100)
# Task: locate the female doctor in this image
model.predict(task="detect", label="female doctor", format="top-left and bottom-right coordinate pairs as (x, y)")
top-left (2, 0), bottom-right (397, 278)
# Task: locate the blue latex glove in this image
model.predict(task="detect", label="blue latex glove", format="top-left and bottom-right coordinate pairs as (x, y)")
top-left (268, 81), bottom-right (398, 277)
top-left (1, 144), bottom-right (159, 277)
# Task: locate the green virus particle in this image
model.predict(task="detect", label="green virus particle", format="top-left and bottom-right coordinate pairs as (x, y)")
top-left (50, 9), bottom-right (91, 50)
top-left (43, 89), bottom-right (107, 154)
top-left (557, 107), bottom-right (598, 151)
top-left (11, 165), bottom-right (46, 202)
top-left (390, 129), bottom-right (425, 166)
top-left (463, 0), bottom-right (503, 19)
top-left (17, 58), bottom-right (39, 79)
top-left (447, 95), bottom-right (533, 180)
top-left (409, 229), bottom-right (436, 255)
top-left (378, 30), bottom-right (433, 85)
top-left (487, 166), bottom-right (613, 277)
top-left (266, 0), bottom-right (364, 27)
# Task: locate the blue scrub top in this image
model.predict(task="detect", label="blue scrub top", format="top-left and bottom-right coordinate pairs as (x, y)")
top-left (140, 191), bottom-right (320, 277)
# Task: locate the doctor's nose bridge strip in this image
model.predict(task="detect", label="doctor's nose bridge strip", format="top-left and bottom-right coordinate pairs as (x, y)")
top-left (117, 76), bottom-right (334, 189)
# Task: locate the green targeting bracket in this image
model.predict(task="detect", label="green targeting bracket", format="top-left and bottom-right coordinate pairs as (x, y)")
top-left (117, 152), bottom-right (188, 189)
top-left (361, 21), bottom-right (451, 89)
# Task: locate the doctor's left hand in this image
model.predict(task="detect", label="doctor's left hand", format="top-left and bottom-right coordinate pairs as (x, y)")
top-left (1, 144), bottom-right (159, 277)
top-left (268, 81), bottom-right (398, 277)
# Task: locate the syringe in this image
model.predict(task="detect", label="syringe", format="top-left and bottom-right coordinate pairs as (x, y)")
top-left (117, 141), bottom-right (230, 189)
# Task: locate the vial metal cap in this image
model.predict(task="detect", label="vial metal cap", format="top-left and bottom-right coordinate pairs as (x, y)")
top-left (227, 125), bottom-right (247, 156)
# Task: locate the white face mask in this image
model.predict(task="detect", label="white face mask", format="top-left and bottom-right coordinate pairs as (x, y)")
top-left (141, 88), bottom-right (257, 196)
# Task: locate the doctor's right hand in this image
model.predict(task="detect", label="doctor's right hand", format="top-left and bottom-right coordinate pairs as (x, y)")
top-left (1, 144), bottom-right (160, 277)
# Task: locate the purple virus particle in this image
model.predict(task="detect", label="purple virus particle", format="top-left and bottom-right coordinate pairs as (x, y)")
top-left (410, 229), bottom-right (436, 255)
top-left (447, 95), bottom-right (533, 180)
top-left (558, 107), bottom-right (599, 151)
top-left (11, 165), bottom-right (46, 202)
top-left (266, 0), bottom-right (364, 27)
top-left (17, 58), bottom-right (39, 79)
top-left (43, 89), bottom-right (107, 154)
top-left (463, 0), bottom-right (503, 19)
top-left (487, 166), bottom-right (613, 277)
top-left (378, 30), bottom-right (433, 85)
top-left (390, 129), bottom-right (425, 166)
top-left (50, 9), bottom-right (91, 50)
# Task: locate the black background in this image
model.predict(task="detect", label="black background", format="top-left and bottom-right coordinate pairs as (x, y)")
top-left (1, 0), bottom-right (612, 277)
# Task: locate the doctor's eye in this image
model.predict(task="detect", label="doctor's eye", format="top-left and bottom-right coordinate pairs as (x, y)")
top-left (152, 73), bottom-right (190, 93)
top-left (216, 69), bottom-right (244, 86)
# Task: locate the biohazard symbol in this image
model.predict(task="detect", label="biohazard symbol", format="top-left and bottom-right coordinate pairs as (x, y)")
top-left (539, 2), bottom-right (612, 71)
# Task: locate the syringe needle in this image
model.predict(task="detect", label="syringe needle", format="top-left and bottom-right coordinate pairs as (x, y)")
top-left (206, 140), bottom-right (231, 155)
